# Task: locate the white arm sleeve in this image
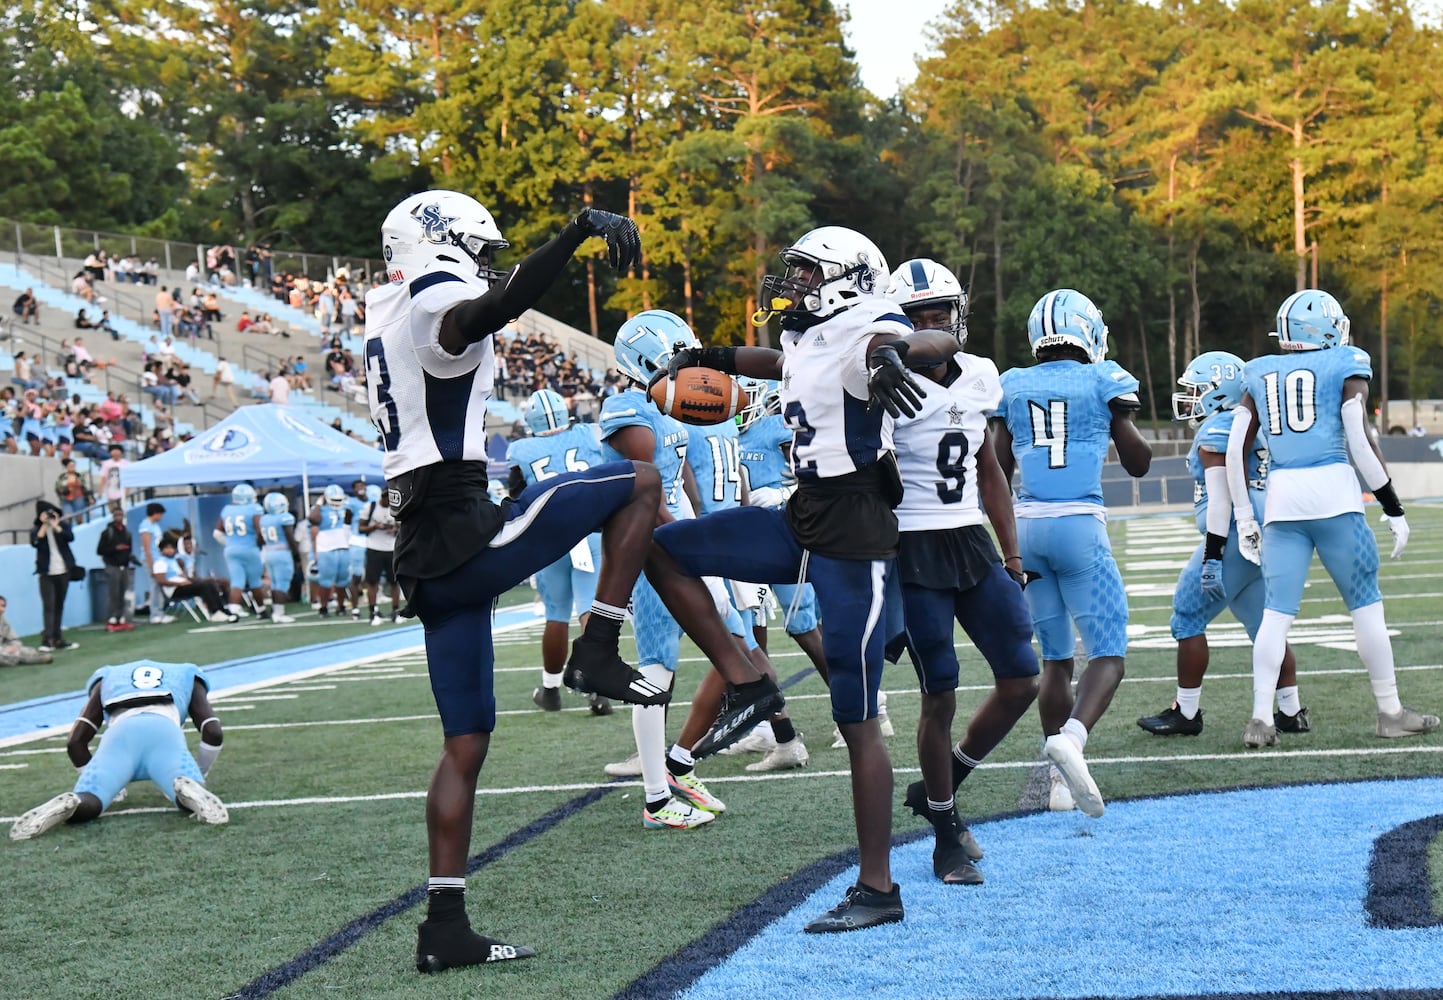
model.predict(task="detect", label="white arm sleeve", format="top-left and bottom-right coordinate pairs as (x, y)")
top-left (1341, 395), bottom-right (1389, 490)
top-left (1225, 413), bottom-right (1254, 516)
top-left (1204, 464), bottom-right (1232, 537)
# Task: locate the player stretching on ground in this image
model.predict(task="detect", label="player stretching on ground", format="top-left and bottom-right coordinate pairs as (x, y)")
top-left (886, 258), bottom-right (1039, 885)
top-left (1226, 290), bottom-right (1437, 747)
top-left (10, 658), bottom-right (227, 840)
top-left (505, 388), bottom-right (611, 715)
top-left (647, 226), bottom-right (958, 932)
top-left (994, 289), bottom-right (1151, 818)
top-left (1137, 351), bottom-right (1302, 737)
top-left (366, 190), bottom-right (748, 973)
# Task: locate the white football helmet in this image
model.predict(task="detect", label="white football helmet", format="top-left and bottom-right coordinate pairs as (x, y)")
top-left (759, 227), bottom-right (888, 331)
top-left (1027, 289), bottom-right (1108, 362)
top-left (1272, 289), bottom-right (1350, 351)
top-left (736, 377), bottom-right (781, 432)
top-left (381, 190), bottom-right (510, 284)
top-left (887, 258), bottom-right (968, 346)
top-left (1172, 350), bottom-right (1246, 422)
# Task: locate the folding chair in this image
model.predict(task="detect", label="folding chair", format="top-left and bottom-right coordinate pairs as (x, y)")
top-left (164, 594), bottom-right (205, 623)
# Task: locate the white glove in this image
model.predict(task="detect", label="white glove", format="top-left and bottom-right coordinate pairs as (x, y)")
top-left (1381, 512), bottom-right (1410, 559)
top-left (1235, 510), bottom-right (1262, 566)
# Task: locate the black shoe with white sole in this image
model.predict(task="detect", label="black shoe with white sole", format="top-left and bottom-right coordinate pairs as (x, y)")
top-left (691, 679), bottom-right (785, 758)
top-left (563, 636), bottom-right (670, 706)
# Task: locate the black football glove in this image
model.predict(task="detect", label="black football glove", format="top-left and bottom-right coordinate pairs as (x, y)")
top-left (866, 344), bottom-right (926, 418)
top-left (573, 207), bottom-right (641, 273)
top-left (1005, 566), bottom-right (1026, 589)
top-left (645, 347), bottom-right (702, 393)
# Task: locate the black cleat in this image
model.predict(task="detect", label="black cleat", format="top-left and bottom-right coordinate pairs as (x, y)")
top-left (691, 679), bottom-right (785, 758)
top-left (416, 919), bottom-right (536, 973)
top-left (932, 810), bottom-right (984, 884)
top-left (563, 636), bottom-right (670, 706)
top-left (588, 692), bottom-right (614, 716)
top-left (901, 780), bottom-right (983, 860)
top-left (803, 882), bottom-right (904, 933)
top-left (1137, 703), bottom-right (1204, 736)
top-left (1274, 706), bottom-right (1311, 733)
top-left (532, 686), bottom-right (562, 712)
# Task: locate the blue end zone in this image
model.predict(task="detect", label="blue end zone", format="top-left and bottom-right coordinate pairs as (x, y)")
top-left (0, 604), bottom-right (543, 741)
top-left (627, 778), bottom-right (1443, 1000)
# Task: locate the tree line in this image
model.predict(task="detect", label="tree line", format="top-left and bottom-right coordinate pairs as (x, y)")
top-left (4, 0), bottom-right (1441, 419)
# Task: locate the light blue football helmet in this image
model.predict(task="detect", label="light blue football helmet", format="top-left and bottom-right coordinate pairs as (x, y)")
top-left (323, 483), bottom-right (346, 507)
top-left (1172, 350), bottom-right (1246, 422)
top-left (737, 377), bottom-right (781, 431)
top-left (1027, 289), bottom-right (1108, 362)
top-left (524, 389), bottom-right (570, 434)
top-left (613, 310), bottom-right (700, 387)
top-left (231, 483), bottom-right (257, 505)
top-left (1272, 289), bottom-right (1350, 351)
top-left (262, 491), bottom-right (289, 516)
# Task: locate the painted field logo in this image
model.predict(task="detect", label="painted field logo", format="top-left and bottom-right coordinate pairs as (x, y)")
top-left (639, 778), bottom-right (1443, 1000)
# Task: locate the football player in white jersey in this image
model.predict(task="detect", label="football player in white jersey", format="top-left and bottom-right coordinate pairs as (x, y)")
top-left (364, 190), bottom-right (674, 973)
top-left (649, 226), bottom-right (959, 933)
top-left (1226, 289), bottom-right (1437, 747)
top-left (885, 259), bottom-right (1039, 886)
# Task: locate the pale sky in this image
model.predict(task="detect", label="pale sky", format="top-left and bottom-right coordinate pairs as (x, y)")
top-left (840, 0), bottom-right (954, 97)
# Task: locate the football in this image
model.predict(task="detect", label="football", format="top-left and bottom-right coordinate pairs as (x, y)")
top-left (648, 367), bottom-right (744, 426)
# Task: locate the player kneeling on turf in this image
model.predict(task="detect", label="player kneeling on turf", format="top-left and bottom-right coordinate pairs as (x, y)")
top-left (10, 659), bottom-right (227, 841)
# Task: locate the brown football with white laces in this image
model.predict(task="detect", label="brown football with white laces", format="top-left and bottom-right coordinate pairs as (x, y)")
top-left (648, 368), bottom-right (744, 426)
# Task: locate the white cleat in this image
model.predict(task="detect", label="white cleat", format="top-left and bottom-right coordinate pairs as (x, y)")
top-left (830, 725), bottom-right (846, 749)
top-left (1243, 718), bottom-right (1279, 748)
top-left (173, 776), bottom-right (229, 825)
top-left (271, 612), bottom-right (295, 624)
top-left (877, 691), bottom-right (894, 738)
top-left (603, 751), bottom-right (643, 778)
top-left (9, 792), bottom-right (81, 841)
top-left (643, 797), bottom-right (716, 830)
top-left (1047, 766), bottom-right (1075, 812)
top-left (1376, 706), bottom-right (1441, 738)
top-left (1044, 734), bottom-right (1104, 817)
top-left (745, 737), bottom-right (809, 773)
top-left (718, 720), bottom-right (777, 756)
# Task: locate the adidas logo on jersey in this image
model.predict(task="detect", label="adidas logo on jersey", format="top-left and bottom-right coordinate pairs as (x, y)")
top-left (971, 378), bottom-right (987, 393)
top-left (811, 332), bottom-right (827, 346)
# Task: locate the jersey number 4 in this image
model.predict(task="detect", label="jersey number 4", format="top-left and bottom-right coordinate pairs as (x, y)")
top-left (1261, 369), bottom-right (1317, 435)
top-left (1028, 399), bottom-right (1068, 469)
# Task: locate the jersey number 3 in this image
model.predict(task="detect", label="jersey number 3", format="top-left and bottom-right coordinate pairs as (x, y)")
top-left (365, 339), bottom-right (401, 451)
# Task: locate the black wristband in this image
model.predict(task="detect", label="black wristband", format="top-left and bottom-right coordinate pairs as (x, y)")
top-left (1374, 481), bottom-right (1405, 518)
top-left (1204, 532), bottom-right (1227, 562)
top-left (884, 340), bottom-right (910, 362)
top-left (697, 346), bottom-right (738, 373)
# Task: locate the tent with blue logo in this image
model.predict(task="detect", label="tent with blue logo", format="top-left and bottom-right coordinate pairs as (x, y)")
top-left (120, 404), bottom-right (383, 496)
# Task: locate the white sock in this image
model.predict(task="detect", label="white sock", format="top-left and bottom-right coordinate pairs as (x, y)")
top-left (427, 876), bottom-right (464, 893)
top-left (1175, 686), bottom-right (1202, 720)
top-left (1352, 602), bottom-right (1402, 715)
top-left (541, 670), bottom-right (563, 690)
top-left (1061, 718), bottom-right (1089, 750)
top-left (927, 797), bottom-right (955, 813)
top-left (633, 663), bottom-right (673, 800)
top-left (1252, 610), bottom-right (1293, 720)
top-left (668, 743), bottom-right (694, 769)
top-left (1276, 686), bottom-right (1301, 716)
top-left (590, 601), bottom-right (627, 622)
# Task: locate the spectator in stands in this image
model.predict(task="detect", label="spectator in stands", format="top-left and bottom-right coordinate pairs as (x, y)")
top-left (71, 413), bottom-right (110, 461)
top-left (97, 504), bottom-right (137, 632)
top-left (11, 352), bottom-right (43, 391)
top-left (142, 259), bottom-right (159, 285)
top-left (142, 362), bottom-right (180, 406)
top-left (114, 255), bottom-right (136, 283)
top-left (339, 287), bottom-right (358, 331)
top-left (98, 444), bottom-right (128, 503)
top-left (269, 370), bottom-right (290, 405)
top-left (72, 271), bottom-right (101, 305)
top-left (158, 336), bottom-right (177, 361)
top-left (74, 309), bottom-right (95, 330)
top-left (95, 311), bottom-right (119, 342)
top-left (166, 362), bottom-right (201, 405)
top-left (84, 251), bottom-right (105, 283)
top-left (32, 500), bottom-right (79, 653)
top-left (71, 339), bottom-right (108, 375)
top-left (237, 311), bottom-right (253, 333)
top-left (202, 292), bottom-right (222, 324)
top-left (291, 356), bottom-right (312, 392)
top-left (0, 595), bottom-right (52, 666)
top-left (55, 460), bottom-right (91, 521)
top-left (13, 288), bottom-right (40, 324)
top-left (212, 357), bottom-right (237, 404)
top-left (186, 260), bottom-right (202, 284)
top-left (156, 287), bottom-right (177, 338)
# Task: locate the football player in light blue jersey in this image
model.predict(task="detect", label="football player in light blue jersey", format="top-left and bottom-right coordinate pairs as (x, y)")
top-left (344, 480), bottom-right (371, 619)
top-left (505, 389), bottom-right (611, 716)
top-left (598, 311), bottom-right (763, 829)
top-left (994, 288), bottom-right (1152, 818)
top-left (9, 660), bottom-right (228, 840)
top-left (310, 484), bottom-right (354, 617)
top-left (1226, 289), bottom-right (1436, 747)
top-left (1137, 351), bottom-right (1302, 738)
top-left (649, 226), bottom-right (962, 933)
top-left (259, 491), bottom-right (298, 623)
top-left (216, 482), bottom-right (266, 620)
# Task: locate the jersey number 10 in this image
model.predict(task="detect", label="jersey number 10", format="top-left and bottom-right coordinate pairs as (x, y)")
top-left (1261, 369), bottom-right (1317, 435)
